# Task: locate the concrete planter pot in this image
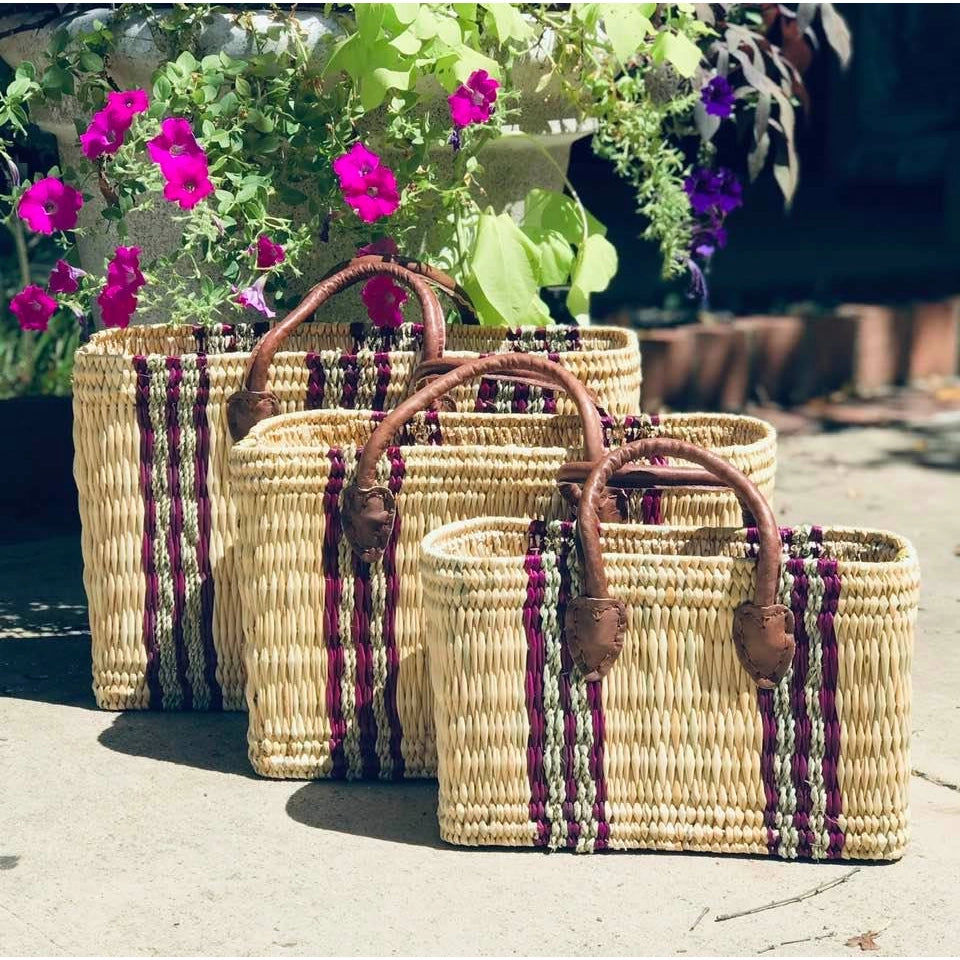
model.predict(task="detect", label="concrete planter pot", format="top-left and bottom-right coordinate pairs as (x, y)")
top-left (0, 7), bottom-right (592, 318)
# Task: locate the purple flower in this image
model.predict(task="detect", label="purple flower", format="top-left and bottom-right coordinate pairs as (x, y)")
top-left (448, 70), bottom-right (499, 128)
top-left (690, 224), bottom-right (728, 260)
top-left (685, 258), bottom-right (708, 305)
top-left (684, 166), bottom-right (743, 217)
top-left (254, 235), bottom-right (285, 269)
top-left (48, 259), bottom-right (86, 294)
top-left (700, 76), bottom-right (735, 118)
top-left (234, 276), bottom-right (275, 318)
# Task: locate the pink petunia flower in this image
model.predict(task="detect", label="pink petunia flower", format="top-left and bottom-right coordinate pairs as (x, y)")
top-left (332, 143), bottom-right (383, 192)
top-left (106, 89), bottom-right (149, 120)
top-left (18, 177), bottom-right (83, 234)
top-left (47, 259), bottom-right (86, 294)
top-left (162, 154), bottom-right (214, 210)
top-left (255, 235), bottom-right (285, 269)
top-left (147, 117), bottom-right (205, 171)
top-left (10, 285), bottom-right (57, 331)
top-left (361, 273), bottom-right (408, 328)
top-left (357, 236), bottom-right (398, 258)
top-left (80, 108), bottom-right (133, 161)
top-left (106, 246), bottom-right (146, 294)
top-left (96, 284), bottom-right (138, 328)
top-left (448, 69), bottom-right (499, 128)
top-left (234, 276), bottom-right (275, 318)
top-left (332, 144), bottom-right (401, 223)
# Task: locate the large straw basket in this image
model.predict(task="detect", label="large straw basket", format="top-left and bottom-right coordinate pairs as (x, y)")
top-left (421, 438), bottom-right (919, 859)
top-left (73, 257), bottom-right (641, 712)
top-left (229, 356), bottom-right (777, 779)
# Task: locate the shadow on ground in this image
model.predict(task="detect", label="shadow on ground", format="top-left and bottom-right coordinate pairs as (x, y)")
top-left (98, 711), bottom-right (253, 777)
top-left (286, 780), bottom-right (446, 848)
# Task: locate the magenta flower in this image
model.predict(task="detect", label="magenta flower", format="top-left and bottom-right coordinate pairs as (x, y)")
top-left (106, 89), bottom-right (149, 120)
top-left (147, 118), bottom-right (205, 171)
top-left (448, 70), bottom-right (500, 128)
top-left (48, 259), bottom-right (86, 294)
top-left (106, 246), bottom-right (146, 294)
top-left (18, 177), bottom-right (83, 234)
top-left (701, 76), bottom-right (735, 118)
top-left (357, 236), bottom-right (398, 258)
top-left (361, 274), bottom-right (408, 329)
top-left (234, 276), bottom-right (275, 318)
top-left (10, 285), bottom-right (57, 331)
top-left (97, 284), bottom-right (138, 328)
top-left (332, 144), bottom-right (401, 223)
top-left (80, 108), bottom-right (132, 161)
top-left (255, 235), bottom-right (286, 269)
top-left (162, 155), bottom-right (214, 210)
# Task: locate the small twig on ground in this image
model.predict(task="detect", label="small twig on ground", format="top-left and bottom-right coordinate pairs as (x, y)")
top-left (715, 868), bottom-right (860, 922)
top-left (690, 906), bottom-right (709, 931)
top-left (758, 931), bottom-right (836, 954)
top-left (913, 768), bottom-right (960, 793)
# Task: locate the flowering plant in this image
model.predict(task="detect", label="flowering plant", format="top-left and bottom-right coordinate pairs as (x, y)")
top-left (0, 2), bottom-right (850, 352)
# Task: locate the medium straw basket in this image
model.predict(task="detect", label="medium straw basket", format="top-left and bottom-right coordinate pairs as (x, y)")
top-left (229, 356), bottom-right (777, 779)
top-left (73, 256), bottom-right (641, 711)
top-left (421, 438), bottom-right (920, 859)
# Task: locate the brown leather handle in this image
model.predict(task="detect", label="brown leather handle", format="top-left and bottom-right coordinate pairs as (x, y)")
top-left (341, 352), bottom-right (607, 563)
top-left (568, 438), bottom-right (795, 689)
top-left (227, 258), bottom-right (446, 441)
top-left (334, 255), bottom-right (478, 325)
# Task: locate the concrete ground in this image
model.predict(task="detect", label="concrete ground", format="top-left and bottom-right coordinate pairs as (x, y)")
top-left (1, 426), bottom-right (958, 957)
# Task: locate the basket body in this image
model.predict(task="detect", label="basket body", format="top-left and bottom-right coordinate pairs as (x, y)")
top-left (74, 320), bottom-right (641, 711)
top-left (230, 411), bottom-right (776, 777)
top-left (421, 518), bottom-right (919, 859)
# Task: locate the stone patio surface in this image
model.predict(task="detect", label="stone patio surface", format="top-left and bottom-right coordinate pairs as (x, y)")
top-left (1, 426), bottom-right (958, 957)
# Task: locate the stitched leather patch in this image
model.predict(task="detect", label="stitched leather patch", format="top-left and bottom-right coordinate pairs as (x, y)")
top-left (226, 389), bottom-right (280, 442)
top-left (733, 602), bottom-right (796, 689)
top-left (564, 596), bottom-right (626, 681)
top-left (341, 483), bottom-right (396, 563)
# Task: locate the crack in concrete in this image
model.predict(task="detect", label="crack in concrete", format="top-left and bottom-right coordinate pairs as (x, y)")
top-left (913, 769), bottom-right (960, 793)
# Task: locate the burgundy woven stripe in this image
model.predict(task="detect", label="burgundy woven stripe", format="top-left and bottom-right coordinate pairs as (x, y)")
top-left (543, 353), bottom-right (559, 414)
top-left (751, 524), bottom-right (780, 853)
top-left (382, 448), bottom-right (406, 779)
top-left (323, 449), bottom-right (348, 779)
top-left (373, 351), bottom-right (391, 412)
top-left (786, 553), bottom-right (813, 857)
top-left (554, 524), bottom-right (580, 849)
top-left (164, 358), bottom-right (193, 710)
top-left (640, 415), bottom-right (664, 525)
top-left (339, 355), bottom-right (359, 409)
top-left (512, 380), bottom-right (530, 415)
top-left (818, 554), bottom-right (845, 858)
top-left (424, 409), bottom-right (442, 445)
top-left (522, 522), bottom-right (550, 846)
top-left (474, 377), bottom-right (496, 412)
top-left (351, 553), bottom-right (380, 780)
top-left (305, 351), bottom-right (326, 410)
top-left (133, 357), bottom-right (162, 709)
top-left (586, 674), bottom-right (610, 849)
top-left (565, 327), bottom-right (582, 350)
top-left (192, 325), bottom-right (207, 354)
top-left (193, 355), bottom-right (221, 709)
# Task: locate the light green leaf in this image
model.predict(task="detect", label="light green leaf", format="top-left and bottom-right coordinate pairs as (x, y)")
top-left (484, 3), bottom-right (533, 45)
top-left (521, 226), bottom-right (575, 287)
top-left (389, 27), bottom-right (422, 55)
top-left (453, 3), bottom-right (477, 21)
top-left (651, 31), bottom-right (702, 78)
top-left (567, 234), bottom-right (617, 318)
top-left (361, 64), bottom-right (416, 110)
top-left (522, 188), bottom-right (582, 245)
top-left (434, 44), bottom-right (500, 89)
top-left (355, 4), bottom-right (385, 42)
top-left (600, 4), bottom-right (653, 65)
top-left (78, 51), bottom-right (104, 73)
top-left (463, 213), bottom-right (545, 325)
top-left (175, 50), bottom-right (198, 74)
top-left (387, 3), bottom-right (420, 25)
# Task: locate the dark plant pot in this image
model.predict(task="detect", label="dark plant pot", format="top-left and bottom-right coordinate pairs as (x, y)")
top-left (802, 312), bottom-right (858, 400)
top-left (691, 324), bottom-right (751, 412)
top-left (736, 315), bottom-right (807, 406)
top-left (0, 395), bottom-right (79, 539)
top-left (639, 326), bottom-right (696, 412)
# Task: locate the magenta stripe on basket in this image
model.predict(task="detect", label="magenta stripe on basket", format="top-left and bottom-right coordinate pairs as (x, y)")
top-left (323, 448), bottom-right (348, 779)
top-left (523, 520), bottom-right (550, 846)
top-left (473, 377), bottom-right (496, 412)
top-left (339, 354), bottom-right (359, 409)
top-left (818, 555), bottom-right (845, 858)
top-left (751, 524), bottom-right (781, 854)
top-left (542, 353), bottom-right (559, 414)
top-left (554, 524), bottom-right (580, 849)
top-left (640, 415), bottom-right (664, 525)
top-left (786, 553), bottom-right (813, 858)
top-left (304, 351), bottom-right (326, 410)
top-left (382, 448), bottom-right (406, 779)
top-left (512, 380), bottom-right (531, 414)
top-left (351, 551), bottom-right (380, 780)
top-left (565, 327), bottom-right (582, 350)
top-left (133, 357), bottom-right (162, 709)
top-left (193, 355), bottom-right (221, 709)
top-left (164, 358), bottom-right (193, 710)
top-left (373, 351), bottom-right (391, 412)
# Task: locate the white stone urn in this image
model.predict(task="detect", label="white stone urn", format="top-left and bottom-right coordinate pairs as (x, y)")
top-left (0, 7), bottom-right (593, 321)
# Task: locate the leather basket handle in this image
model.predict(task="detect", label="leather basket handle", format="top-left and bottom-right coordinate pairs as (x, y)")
top-left (569, 438), bottom-right (795, 689)
top-left (341, 352), bottom-right (609, 563)
top-left (227, 257), bottom-right (446, 441)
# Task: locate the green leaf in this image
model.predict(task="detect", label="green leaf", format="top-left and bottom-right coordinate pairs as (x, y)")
top-left (522, 189), bottom-right (582, 245)
top-left (651, 31), bottom-right (702, 78)
top-left (41, 64), bottom-right (73, 96)
top-left (235, 75), bottom-right (251, 97)
top-left (521, 226), bottom-right (575, 287)
top-left (484, 3), bottom-right (533, 45)
top-left (15, 62), bottom-right (36, 80)
top-left (463, 213), bottom-right (546, 325)
top-left (279, 186), bottom-right (309, 205)
top-left (453, 3), bottom-right (477, 21)
top-left (247, 109), bottom-right (274, 133)
top-left (235, 182), bottom-right (261, 204)
top-left (49, 29), bottom-right (70, 56)
top-left (600, 4), bottom-right (653, 65)
top-left (389, 27), bottom-right (422, 56)
top-left (387, 3), bottom-right (420, 25)
top-left (152, 74), bottom-right (173, 100)
top-left (567, 234), bottom-right (617, 318)
top-left (176, 50), bottom-right (199, 74)
top-left (355, 3), bottom-right (385, 42)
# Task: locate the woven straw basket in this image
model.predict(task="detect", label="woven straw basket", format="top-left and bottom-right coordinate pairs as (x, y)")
top-left (229, 355), bottom-right (777, 779)
top-left (421, 438), bottom-right (919, 860)
top-left (73, 258), bottom-right (640, 711)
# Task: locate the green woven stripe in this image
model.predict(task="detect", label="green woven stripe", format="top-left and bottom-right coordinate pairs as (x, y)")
top-left (539, 549), bottom-right (567, 848)
top-left (804, 558), bottom-right (828, 859)
top-left (773, 556), bottom-right (798, 858)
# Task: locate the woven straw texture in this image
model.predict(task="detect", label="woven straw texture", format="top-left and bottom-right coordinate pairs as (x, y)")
top-left (73, 320), bottom-right (639, 711)
top-left (421, 517), bottom-right (919, 859)
top-left (230, 411), bottom-right (776, 778)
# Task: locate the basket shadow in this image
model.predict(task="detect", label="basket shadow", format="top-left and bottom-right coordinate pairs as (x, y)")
top-left (285, 780), bottom-right (447, 849)
top-left (0, 635), bottom-right (95, 709)
top-left (98, 710), bottom-right (254, 778)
